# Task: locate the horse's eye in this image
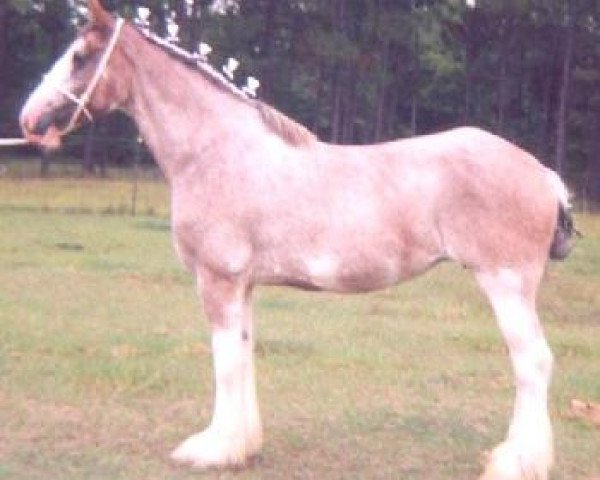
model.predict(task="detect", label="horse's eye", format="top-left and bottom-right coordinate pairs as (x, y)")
top-left (72, 51), bottom-right (87, 71)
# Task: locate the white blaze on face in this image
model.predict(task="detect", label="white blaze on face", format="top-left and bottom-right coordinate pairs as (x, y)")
top-left (20, 39), bottom-right (84, 128)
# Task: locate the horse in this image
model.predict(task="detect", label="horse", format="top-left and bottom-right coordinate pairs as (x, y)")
top-left (19, 1), bottom-right (575, 479)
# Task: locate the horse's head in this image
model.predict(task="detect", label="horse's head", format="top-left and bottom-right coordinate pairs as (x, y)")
top-left (20, 0), bottom-right (130, 149)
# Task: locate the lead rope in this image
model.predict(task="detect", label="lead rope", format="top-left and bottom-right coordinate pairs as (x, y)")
top-left (59, 17), bottom-right (125, 135)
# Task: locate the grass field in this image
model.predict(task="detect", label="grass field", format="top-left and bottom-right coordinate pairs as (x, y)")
top-left (0, 176), bottom-right (598, 479)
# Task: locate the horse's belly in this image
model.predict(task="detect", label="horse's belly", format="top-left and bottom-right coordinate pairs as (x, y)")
top-left (255, 249), bottom-right (403, 293)
top-left (307, 252), bottom-right (400, 293)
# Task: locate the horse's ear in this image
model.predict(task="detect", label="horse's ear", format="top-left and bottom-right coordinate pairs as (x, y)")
top-left (87, 0), bottom-right (112, 27)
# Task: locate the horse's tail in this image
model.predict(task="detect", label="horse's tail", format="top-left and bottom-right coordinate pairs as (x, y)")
top-left (547, 169), bottom-right (576, 261)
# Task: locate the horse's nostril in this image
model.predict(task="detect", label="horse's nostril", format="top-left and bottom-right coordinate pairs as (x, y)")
top-left (31, 112), bottom-right (55, 136)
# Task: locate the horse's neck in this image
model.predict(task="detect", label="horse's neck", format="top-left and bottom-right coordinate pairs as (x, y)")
top-left (122, 31), bottom-right (259, 181)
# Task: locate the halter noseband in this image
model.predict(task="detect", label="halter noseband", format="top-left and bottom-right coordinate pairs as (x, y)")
top-left (53, 17), bottom-right (125, 135)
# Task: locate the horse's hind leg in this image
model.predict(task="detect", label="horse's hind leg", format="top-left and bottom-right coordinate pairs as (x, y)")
top-left (171, 273), bottom-right (262, 469)
top-left (476, 268), bottom-right (554, 480)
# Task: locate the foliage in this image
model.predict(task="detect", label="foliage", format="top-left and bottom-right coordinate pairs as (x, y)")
top-left (0, 0), bottom-right (599, 201)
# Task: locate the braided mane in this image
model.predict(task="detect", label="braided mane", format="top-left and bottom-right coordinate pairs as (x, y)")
top-left (136, 26), bottom-right (316, 147)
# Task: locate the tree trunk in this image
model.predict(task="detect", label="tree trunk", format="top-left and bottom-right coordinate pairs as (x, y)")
top-left (331, 67), bottom-right (343, 143)
top-left (464, 32), bottom-right (474, 123)
top-left (374, 40), bottom-right (388, 142)
top-left (0, 3), bottom-right (6, 79)
top-left (385, 46), bottom-right (401, 140)
top-left (410, 96), bottom-right (418, 136)
top-left (585, 108), bottom-right (600, 209)
top-left (342, 68), bottom-right (356, 144)
top-left (497, 22), bottom-right (509, 134)
top-left (410, 0), bottom-right (419, 136)
top-left (464, 59), bottom-right (473, 123)
top-left (261, 0), bottom-right (277, 56)
top-left (555, 6), bottom-right (575, 177)
top-left (330, 0), bottom-right (347, 144)
top-left (256, 0), bottom-right (277, 102)
top-left (0, 3), bottom-right (7, 135)
top-left (537, 74), bottom-right (554, 159)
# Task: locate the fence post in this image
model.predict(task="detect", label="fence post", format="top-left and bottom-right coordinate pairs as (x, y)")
top-left (131, 135), bottom-right (142, 216)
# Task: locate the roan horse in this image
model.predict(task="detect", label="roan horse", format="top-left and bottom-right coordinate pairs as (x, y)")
top-left (20, 1), bottom-right (575, 479)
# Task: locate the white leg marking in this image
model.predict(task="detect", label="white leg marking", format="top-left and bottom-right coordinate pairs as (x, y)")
top-left (478, 270), bottom-right (553, 480)
top-left (171, 303), bottom-right (262, 469)
top-left (211, 325), bottom-right (261, 447)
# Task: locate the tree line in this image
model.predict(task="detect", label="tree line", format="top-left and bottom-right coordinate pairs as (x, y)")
top-left (0, 0), bottom-right (598, 204)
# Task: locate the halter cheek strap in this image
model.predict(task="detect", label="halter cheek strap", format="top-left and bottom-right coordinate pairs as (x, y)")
top-left (58, 17), bottom-right (125, 135)
top-left (53, 84), bottom-right (94, 122)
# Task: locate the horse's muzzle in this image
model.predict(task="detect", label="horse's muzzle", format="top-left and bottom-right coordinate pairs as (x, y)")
top-left (20, 105), bottom-right (74, 150)
top-left (28, 110), bottom-right (56, 137)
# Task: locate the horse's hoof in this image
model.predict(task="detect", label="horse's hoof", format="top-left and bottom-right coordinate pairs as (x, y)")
top-left (170, 428), bottom-right (257, 470)
top-left (479, 440), bottom-right (550, 480)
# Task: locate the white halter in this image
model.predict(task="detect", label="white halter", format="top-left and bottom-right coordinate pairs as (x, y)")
top-left (54, 17), bottom-right (125, 135)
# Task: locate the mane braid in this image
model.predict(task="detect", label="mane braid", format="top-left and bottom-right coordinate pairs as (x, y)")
top-left (134, 26), bottom-right (317, 147)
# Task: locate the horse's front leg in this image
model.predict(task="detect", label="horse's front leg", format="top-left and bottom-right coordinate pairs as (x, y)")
top-left (171, 272), bottom-right (262, 469)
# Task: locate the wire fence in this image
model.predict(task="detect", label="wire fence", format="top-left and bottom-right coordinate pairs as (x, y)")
top-left (1, 135), bottom-right (599, 214)
top-left (0, 135), bottom-right (169, 217)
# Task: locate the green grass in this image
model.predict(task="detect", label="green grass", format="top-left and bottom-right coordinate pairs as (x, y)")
top-left (0, 178), bottom-right (598, 479)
